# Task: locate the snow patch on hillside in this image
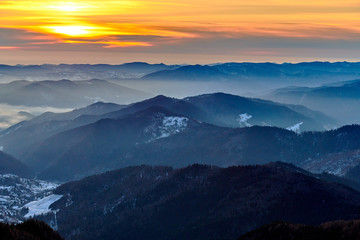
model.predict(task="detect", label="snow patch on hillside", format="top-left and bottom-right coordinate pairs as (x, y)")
top-left (286, 122), bottom-right (303, 134)
top-left (159, 116), bottom-right (188, 138)
top-left (145, 113), bottom-right (188, 142)
top-left (24, 194), bottom-right (63, 218)
top-left (238, 113), bottom-right (252, 127)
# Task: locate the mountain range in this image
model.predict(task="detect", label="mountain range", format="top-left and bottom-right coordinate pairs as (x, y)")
top-left (0, 92), bottom-right (336, 163)
top-left (0, 62), bottom-right (360, 239)
top-left (0, 93), bottom-right (357, 239)
top-left (2, 62), bottom-right (360, 83)
top-left (141, 62), bottom-right (360, 86)
top-left (0, 92), bottom-right (341, 181)
top-left (0, 62), bottom-right (178, 81)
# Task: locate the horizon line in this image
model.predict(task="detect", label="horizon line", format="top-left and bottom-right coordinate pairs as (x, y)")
top-left (1, 60), bottom-right (360, 67)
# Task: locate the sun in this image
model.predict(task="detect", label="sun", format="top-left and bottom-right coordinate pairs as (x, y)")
top-left (45, 25), bottom-right (95, 37)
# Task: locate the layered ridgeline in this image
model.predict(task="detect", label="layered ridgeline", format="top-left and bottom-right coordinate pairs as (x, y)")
top-left (0, 62), bottom-right (178, 81)
top-left (33, 162), bottom-right (360, 240)
top-left (142, 62), bottom-right (360, 85)
top-left (19, 117), bottom-right (360, 182)
top-left (0, 93), bottom-right (340, 181)
top-left (2, 62), bottom-right (360, 84)
top-left (0, 92), bottom-right (336, 161)
top-left (102, 93), bottom-right (336, 130)
top-left (0, 79), bottom-right (152, 108)
top-left (265, 79), bottom-right (360, 124)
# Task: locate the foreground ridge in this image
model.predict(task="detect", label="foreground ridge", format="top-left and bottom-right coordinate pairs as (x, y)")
top-left (33, 162), bottom-right (360, 240)
top-left (239, 220), bottom-right (360, 240)
top-left (0, 219), bottom-right (63, 240)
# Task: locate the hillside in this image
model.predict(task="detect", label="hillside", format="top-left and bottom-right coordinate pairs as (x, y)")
top-left (0, 102), bottom-right (125, 158)
top-left (238, 220), bottom-right (360, 240)
top-left (33, 162), bottom-right (360, 240)
top-left (103, 93), bottom-right (337, 131)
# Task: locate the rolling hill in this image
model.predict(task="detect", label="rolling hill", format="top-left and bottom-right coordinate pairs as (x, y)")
top-left (34, 162), bottom-right (360, 240)
top-left (0, 102), bottom-right (125, 158)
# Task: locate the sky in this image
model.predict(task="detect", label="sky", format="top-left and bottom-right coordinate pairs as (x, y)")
top-left (1, 0), bottom-right (360, 64)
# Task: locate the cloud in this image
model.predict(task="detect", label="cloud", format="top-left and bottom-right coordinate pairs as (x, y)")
top-left (0, 103), bottom-right (73, 130)
top-left (0, 28), bottom-right (60, 48)
top-left (1, 0), bottom-right (360, 63)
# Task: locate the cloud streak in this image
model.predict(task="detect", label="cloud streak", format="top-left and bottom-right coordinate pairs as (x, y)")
top-left (1, 0), bottom-right (360, 63)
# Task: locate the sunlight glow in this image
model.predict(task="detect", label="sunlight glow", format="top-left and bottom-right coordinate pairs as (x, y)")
top-left (1, 0), bottom-right (360, 60)
top-left (0, 46), bottom-right (19, 50)
top-left (45, 25), bottom-right (95, 37)
top-left (49, 2), bottom-right (85, 12)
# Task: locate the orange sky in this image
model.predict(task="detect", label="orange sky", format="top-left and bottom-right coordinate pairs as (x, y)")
top-left (1, 0), bottom-right (360, 64)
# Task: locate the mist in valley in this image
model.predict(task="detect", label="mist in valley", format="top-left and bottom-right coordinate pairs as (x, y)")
top-left (2, 62), bottom-right (360, 131)
top-left (0, 104), bottom-right (73, 130)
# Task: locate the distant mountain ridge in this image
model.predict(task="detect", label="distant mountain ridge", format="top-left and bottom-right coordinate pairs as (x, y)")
top-left (142, 62), bottom-right (360, 85)
top-left (142, 65), bottom-right (227, 81)
top-left (1, 62), bottom-right (360, 85)
top-left (265, 78), bottom-right (360, 124)
top-left (0, 62), bottom-right (179, 81)
top-left (0, 79), bottom-right (152, 108)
